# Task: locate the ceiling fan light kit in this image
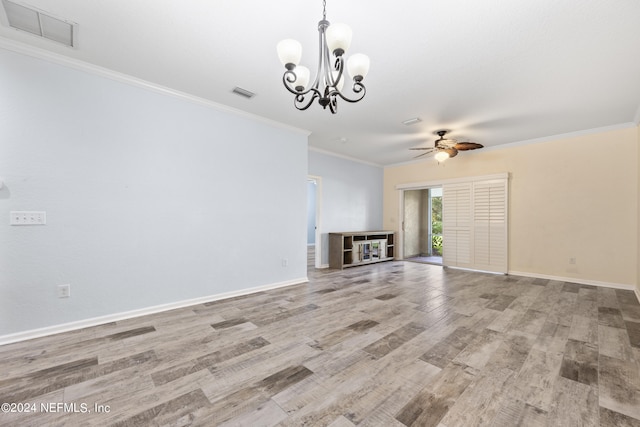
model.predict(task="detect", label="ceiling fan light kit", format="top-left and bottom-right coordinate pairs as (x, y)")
top-left (434, 150), bottom-right (450, 163)
top-left (410, 130), bottom-right (484, 163)
top-left (277, 0), bottom-right (370, 114)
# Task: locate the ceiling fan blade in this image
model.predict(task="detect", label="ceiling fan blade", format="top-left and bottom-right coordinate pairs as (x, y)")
top-left (444, 148), bottom-right (458, 158)
top-left (413, 151), bottom-right (433, 159)
top-left (409, 147), bottom-right (434, 151)
top-left (454, 142), bottom-right (484, 151)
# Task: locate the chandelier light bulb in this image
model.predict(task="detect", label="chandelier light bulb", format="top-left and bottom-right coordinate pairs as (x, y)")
top-left (277, 39), bottom-right (302, 68)
top-left (347, 53), bottom-right (370, 80)
top-left (293, 66), bottom-right (311, 91)
top-left (326, 23), bottom-right (352, 56)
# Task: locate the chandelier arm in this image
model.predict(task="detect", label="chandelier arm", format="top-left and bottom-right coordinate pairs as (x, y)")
top-left (282, 70), bottom-right (322, 98)
top-left (328, 99), bottom-right (337, 113)
top-left (282, 71), bottom-right (302, 95)
top-left (319, 22), bottom-right (334, 90)
top-left (332, 56), bottom-right (346, 87)
top-left (322, 33), bottom-right (337, 88)
top-left (293, 89), bottom-right (321, 111)
top-left (332, 82), bottom-right (366, 103)
top-left (282, 68), bottom-right (323, 112)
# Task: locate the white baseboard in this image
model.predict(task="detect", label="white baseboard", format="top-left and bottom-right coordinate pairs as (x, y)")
top-left (0, 277), bottom-right (308, 346)
top-left (509, 270), bottom-right (637, 293)
top-left (3, 270), bottom-right (638, 346)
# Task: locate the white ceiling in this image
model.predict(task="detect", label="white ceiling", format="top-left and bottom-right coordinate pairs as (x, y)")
top-left (2, 0), bottom-right (640, 166)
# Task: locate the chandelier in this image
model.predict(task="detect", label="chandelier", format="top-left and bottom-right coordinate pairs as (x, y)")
top-left (276, 0), bottom-right (370, 114)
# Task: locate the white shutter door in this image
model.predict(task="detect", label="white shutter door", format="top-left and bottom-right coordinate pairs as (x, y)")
top-left (442, 177), bottom-right (508, 273)
top-left (474, 184), bottom-right (491, 266)
top-left (442, 183), bottom-right (472, 269)
top-left (473, 179), bottom-right (507, 273)
top-left (442, 185), bottom-right (455, 266)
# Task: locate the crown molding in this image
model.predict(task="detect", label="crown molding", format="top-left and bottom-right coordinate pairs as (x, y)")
top-left (308, 145), bottom-right (383, 168)
top-left (481, 122), bottom-right (637, 152)
top-left (384, 122), bottom-right (638, 169)
top-left (0, 37), bottom-right (310, 137)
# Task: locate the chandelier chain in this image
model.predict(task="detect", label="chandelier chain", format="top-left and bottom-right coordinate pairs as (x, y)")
top-left (322, 0), bottom-right (326, 20)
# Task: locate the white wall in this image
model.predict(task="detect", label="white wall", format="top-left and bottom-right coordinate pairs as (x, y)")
top-left (308, 150), bottom-right (383, 265)
top-left (0, 48), bottom-right (308, 338)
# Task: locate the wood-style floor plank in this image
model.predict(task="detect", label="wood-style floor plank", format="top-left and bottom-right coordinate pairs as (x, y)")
top-left (1, 260), bottom-right (640, 426)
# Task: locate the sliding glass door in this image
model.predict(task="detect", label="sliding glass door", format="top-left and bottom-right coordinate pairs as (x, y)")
top-left (403, 187), bottom-right (443, 265)
top-left (398, 173), bottom-right (508, 273)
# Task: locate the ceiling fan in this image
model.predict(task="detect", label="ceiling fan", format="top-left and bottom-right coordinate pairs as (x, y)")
top-left (410, 130), bottom-right (484, 161)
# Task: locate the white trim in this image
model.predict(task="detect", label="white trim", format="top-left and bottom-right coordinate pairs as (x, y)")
top-left (509, 270), bottom-right (636, 292)
top-left (0, 38), bottom-right (310, 137)
top-left (308, 146), bottom-right (383, 168)
top-left (482, 122), bottom-right (637, 152)
top-left (398, 189), bottom-right (405, 260)
top-left (444, 267), bottom-right (638, 301)
top-left (0, 277), bottom-right (308, 346)
top-left (443, 265), bottom-right (505, 275)
top-left (395, 172), bottom-right (509, 191)
top-left (308, 175), bottom-right (323, 269)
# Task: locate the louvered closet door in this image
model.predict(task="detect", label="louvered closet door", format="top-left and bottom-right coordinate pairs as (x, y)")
top-left (442, 183), bottom-right (473, 269)
top-left (473, 179), bottom-right (507, 273)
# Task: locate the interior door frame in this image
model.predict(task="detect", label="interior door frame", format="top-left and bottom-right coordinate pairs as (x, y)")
top-left (308, 175), bottom-right (323, 268)
top-left (398, 186), bottom-right (440, 261)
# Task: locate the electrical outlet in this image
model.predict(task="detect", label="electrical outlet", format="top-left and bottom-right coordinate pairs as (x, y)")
top-left (10, 211), bottom-right (46, 225)
top-left (569, 257), bottom-right (576, 265)
top-left (282, 258), bottom-right (288, 267)
top-left (57, 284), bottom-right (71, 298)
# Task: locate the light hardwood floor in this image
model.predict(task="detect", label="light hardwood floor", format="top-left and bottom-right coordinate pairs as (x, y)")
top-left (1, 261), bottom-right (640, 426)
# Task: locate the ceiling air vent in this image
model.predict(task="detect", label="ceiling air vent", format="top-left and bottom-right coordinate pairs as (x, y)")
top-left (402, 117), bottom-right (422, 126)
top-left (2, 0), bottom-right (76, 47)
top-left (232, 87), bottom-right (255, 99)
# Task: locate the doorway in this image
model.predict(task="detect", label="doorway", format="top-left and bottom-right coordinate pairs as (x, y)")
top-left (403, 187), bottom-right (442, 265)
top-left (307, 176), bottom-right (322, 269)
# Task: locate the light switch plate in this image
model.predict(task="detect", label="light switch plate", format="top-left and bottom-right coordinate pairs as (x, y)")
top-left (10, 211), bottom-right (47, 225)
